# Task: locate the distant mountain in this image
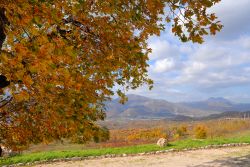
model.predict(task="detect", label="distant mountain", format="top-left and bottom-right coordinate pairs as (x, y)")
top-left (180, 97), bottom-right (250, 112)
top-left (104, 95), bottom-right (250, 120)
top-left (200, 111), bottom-right (250, 120)
top-left (105, 94), bottom-right (218, 119)
top-left (167, 111), bottom-right (250, 121)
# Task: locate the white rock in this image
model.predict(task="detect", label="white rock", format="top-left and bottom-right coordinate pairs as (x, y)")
top-left (0, 145), bottom-right (13, 157)
top-left (157, 138), bottom-right (168, 147)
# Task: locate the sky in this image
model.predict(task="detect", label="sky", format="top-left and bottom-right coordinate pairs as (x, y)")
top-left (128, 0), bottom-right (250, 103)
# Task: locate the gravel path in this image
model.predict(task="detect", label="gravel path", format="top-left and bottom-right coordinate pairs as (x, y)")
top-left (35, 146), bottom-right (250, 167)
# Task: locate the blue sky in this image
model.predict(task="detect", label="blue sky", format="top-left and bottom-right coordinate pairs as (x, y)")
top-left (128, 0), bottom-right (250, 103)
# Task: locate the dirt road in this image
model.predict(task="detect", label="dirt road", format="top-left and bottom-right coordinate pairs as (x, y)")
top-left (35, 146), bottom-right (250, 167)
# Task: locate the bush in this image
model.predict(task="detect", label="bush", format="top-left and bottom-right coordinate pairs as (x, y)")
top-left (172, 125), bottom-right (188, 140)
top-left (194, 125), bottom-right (207, 139)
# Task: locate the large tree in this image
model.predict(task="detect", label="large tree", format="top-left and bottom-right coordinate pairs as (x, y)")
top-left (0, 0), bottom-right (222, 151)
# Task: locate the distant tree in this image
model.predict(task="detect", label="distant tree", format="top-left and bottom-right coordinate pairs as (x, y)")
top-left (0, 0), bottom-right (222, 150)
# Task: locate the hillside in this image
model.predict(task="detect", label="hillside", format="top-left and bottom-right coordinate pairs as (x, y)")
top-left (180, 97), bottom-right (250, 112)
top-left (105, 94), bottom-right (250, 120)
top-left (200, 111), bottom-right (250, 120)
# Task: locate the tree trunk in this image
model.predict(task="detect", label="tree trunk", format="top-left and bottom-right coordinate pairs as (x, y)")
top-left (0, 7), bottom-right (11, 109)
top-left (0, 8), bottom-right (6, 49)
top-left (0, 146), bottom-right (2, 157)
top-left (0, 7), bottom-right (8, 49)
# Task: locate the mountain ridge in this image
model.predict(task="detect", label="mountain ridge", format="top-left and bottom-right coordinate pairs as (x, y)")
top-left (105, 94), bottom-right (250, 120)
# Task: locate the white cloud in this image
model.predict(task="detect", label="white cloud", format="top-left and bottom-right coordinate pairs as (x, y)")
top-left (184, 61), bottom-right (206, 75)
top-left (172, 38), bottom-right (250, 89)
top-left (128, 0), bottom-right (250, 102)
top-left (149, 40), bottom-right (180, 60)
top-left (240, 36), bottom-right (250, 49)
top-left (152, 58), bottom-right (175, 73)
top-left (208, 0), bottom-right (250, 40)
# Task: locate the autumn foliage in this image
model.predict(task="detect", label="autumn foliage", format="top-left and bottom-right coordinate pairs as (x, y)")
top-left (0, 0), bottom-right (222, 150)
top-left (94, 119), bottom-right (250, 148)
top-left (194, 125), bottom-right (207, 139)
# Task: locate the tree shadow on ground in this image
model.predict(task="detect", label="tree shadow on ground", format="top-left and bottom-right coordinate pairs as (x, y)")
top-left (189, 154), bottom-right (250, 167)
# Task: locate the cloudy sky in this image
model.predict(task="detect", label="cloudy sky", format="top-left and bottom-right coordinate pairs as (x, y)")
top-left (128, 0), bottom-right (250, 103)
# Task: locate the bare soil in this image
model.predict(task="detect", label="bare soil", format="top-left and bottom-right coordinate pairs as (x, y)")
top-left (35, 146), bottom-right (250, 167)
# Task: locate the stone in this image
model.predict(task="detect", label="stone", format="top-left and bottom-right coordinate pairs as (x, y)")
top-left (87, 156), bottom-right (94, 159)
top-left (17, 163), bottom-right (24, 166)
top-left (105, 154), bottom-right (111, 158)
top-left (65, 158), bottom-right (71, 161)
top-left (157, 138), bottom-right (168, 147)
top-left (71, 157), bottom-right (81, 161)
top-left (0, 145), bottom-right (14, 157)
top-left (156, 151), bottom-right (163, 154)
top-left (139, 152), bottom-right (145, 156)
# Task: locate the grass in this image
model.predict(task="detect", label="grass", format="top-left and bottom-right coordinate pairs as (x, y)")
top-left (1, 133), bottom-right (250, 166)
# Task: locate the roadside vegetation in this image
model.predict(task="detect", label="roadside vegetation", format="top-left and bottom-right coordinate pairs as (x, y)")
top-left (0, 120), bottom-right (250, 165)
top-left (101, 118), bottom-right (250, 147)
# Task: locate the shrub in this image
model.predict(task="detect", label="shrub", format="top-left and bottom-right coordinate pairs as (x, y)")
top-left (194, 125), bottom-right (207, 139)
top-left (172, 125), bottom-right (188, 140)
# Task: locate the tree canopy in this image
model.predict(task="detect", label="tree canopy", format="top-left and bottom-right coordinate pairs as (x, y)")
top-left (0, 0), bottom-right (222, 150)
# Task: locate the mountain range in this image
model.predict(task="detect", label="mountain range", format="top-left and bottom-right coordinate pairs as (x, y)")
top-left (105, 94), bottom-right (250, 120)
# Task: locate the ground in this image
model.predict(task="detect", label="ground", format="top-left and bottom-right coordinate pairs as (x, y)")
top-left (35, 145), bottom-right (250, 167)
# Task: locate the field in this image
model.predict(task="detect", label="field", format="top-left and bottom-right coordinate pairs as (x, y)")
top-left (1, 118), bottom-right (250, 166)
top-left (98, 118), bottom-right (250, 147)
top-left (21, 118), bottom-right (250, 152)
top-left (1, 132), bottom-right (250, 166)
